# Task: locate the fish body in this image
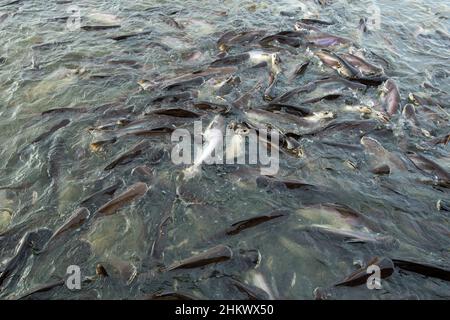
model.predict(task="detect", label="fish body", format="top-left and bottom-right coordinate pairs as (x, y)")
top-left (96, 182), bottom-right (148, 217)
top-left (167, 245), bottom-right (233, 271)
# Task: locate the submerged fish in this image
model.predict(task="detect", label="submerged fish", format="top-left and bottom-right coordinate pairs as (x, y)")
top-left (48, 207), bottom-right (91, 244)
top-left (392, 259), bottom-right (450, 282)
top-left (104, 141), bottom-right (149, 171)
top-left (96, 182), bottom-right (148, 217)
top-left (167, 245), bottom-right (233, 271)
top-left (335, 257), bottom-right (395, 287)
top-left (0, 228), bottom-right (52, 288)
top-left (406, 151), bottom-right (450, 186)
top-left (223, 210), bottom-right (289, 236)
top-left (31, 119), bottom-right (70, 145)
top-left (183, 115), bottom-right (225, 180)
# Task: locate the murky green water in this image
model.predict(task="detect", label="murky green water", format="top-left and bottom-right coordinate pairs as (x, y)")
top-left (0, 0), bottom-right (449, 299)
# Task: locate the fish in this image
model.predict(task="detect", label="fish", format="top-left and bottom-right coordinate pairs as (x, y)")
top-left (228, 278), bottom-right (270, 300)
top-left (262, 103), bottom-right (313, 117)
top-left (381, 79), bottom-right (401, 116)
top-left (16, 279), bottom-right (65, 300)
top-left (256, 176), bottom-right (316, 190)
top-left (194, 102), bottom-right (230, 114)
top-left (148, 108), bottom-right (201, 118)
top-left (48, 208), bottom-right (91, 244)
top-left (303, 225), bottom-right (397, 246)
top-left (0, 228), bottom-right (52, 288)
top-left (90, 138), bottom-right (117, 152)
top-left (335, 257), bottom-right (395, 287)
top-left (96, 182), bottom-right (148, 217)
top-left (183, 115), bottom-right (225, 180)
top-left (152, 91), bottom-right (197, 104)
top-left (316, 50), bottom-right (387, 85)
top-left (31, 119), bottom-right (70, 145)
top-left (96, 264), bottom-right (109, 277)
top-left (143, 292), bottom-right (196, 300)
top-left (299, 18), bottom-right (334, 26)
top-left (296, 119), bottom-right (380, 139)
top-left (437, 200), bottom-right (449, 212)
top-left (150, 200), bottom-right (174, 260)
top-left (223, 210), bottom-right (289, 236)
top-left (160, 15), bottom-right (184, 29)
top-left (341, 53), bottom-right (385, 76)
top-left (80, 183), bottom-right (121, 207)
top-left (41, 107), bottom-right (87, 116)
top-left (426, 134), bottom-right (449, 146)
top-left (104, 141), bottom-right (149, 171)
top-left (392, 259), bottom-right (450, 282)
top-left (47, 136), bottom-right (65, 192)
top-left (361, 136), bottom-right (407, 171)
top-left (306, 34), bottom-right (350, 47)
top-left (251, 272), bottom-right (276, 300)
top-left (371, 164), bottom-right (391, 175)
top-left (81, 25), bottom-right (121, 31)
top-left (210, 53), bottom-right (251, 67)
top-left (406, 151), bottom-right (450, 185)
top-left (167, 245), bottom-right (233, 271)
top-left (217, 30), bottom-right (266, 50)
top-left (288, 60), bottom-right (310, 82)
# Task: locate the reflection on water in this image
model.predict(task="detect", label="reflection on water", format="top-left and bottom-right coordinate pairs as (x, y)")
top-left (0, 0), bottom-right (449, 299)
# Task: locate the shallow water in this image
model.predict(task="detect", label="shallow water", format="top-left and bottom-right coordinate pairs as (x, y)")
top-left (0, 0), bottom-right (449, 299)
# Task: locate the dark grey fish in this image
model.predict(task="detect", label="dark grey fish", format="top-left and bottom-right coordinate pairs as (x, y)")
top-left (217, 30), bottom-right (266, 50)
top-left (96, 182), bottom-right (148, 217)
top-left (371, 164), bottom-right (391, 175)
top-left (31, 41), bottom-right (73, 51)
top-left (194, 102), bottom-right (230, 114)
top-left (288, 60), bottom-right (310, 82)
top-left (80, 183), bottom-right (121, 206)
top-left (48, 208), bottom-right (90, 243)
top-left (263, 103), bottom-right (313, 117)
top-left (0, 0), bottom-right (21, 7)
top-left (110, 30), bottom-right (152, 41)
top-left (223, 210), bottom-right (289, 236)
top-left (17, 279), bottom-right (65, 300)
top-left (256, 176), bottom-right (316, 190)
top-left (104, 141), bottom-right (149, 171)
top-left (335, 257), bottom-right (395, 287)
top-left (160, 15), bottom-right (184, 29)
top-left (299, 119), bottom-right (380, 138)
top-left (427, 134), bottom-right (450, 146)
top-left (41, 107), bottom-right (87, 116)
top-left (81, 25), bottom-right (121, 31)
top-left (167, 245), bottom-right (233, 271)
top-left (228, 278), bottom-right (270, 300)
top-left (47, 136), bottom-right (65, 188)
top-left (31, 119), bottom-right (70, 145)
top-left (150, 200), bottom-right (174, 260)
top-left (162, 76), bottom-right (205, 90)
top-left (299, 18), bottom-right (334, 26)
top-left (125, 127), bottom-right (175, 137)
top-left (392, 259), bottom-right (450, 282)
top-left (148, 108), bottom-right (201, 118)
top-left (152, 91), bottom-right (197, 103)
top-left (143, 291), bottom-right (196, 300)
top-left (210, 53), bottom-right (251, 67)
top-left (406, 151), bottom-right (450, 184)
top-left (437, 200), bottom-right (449, 212)
top-left (0, 228), bottom-right (52, 288)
